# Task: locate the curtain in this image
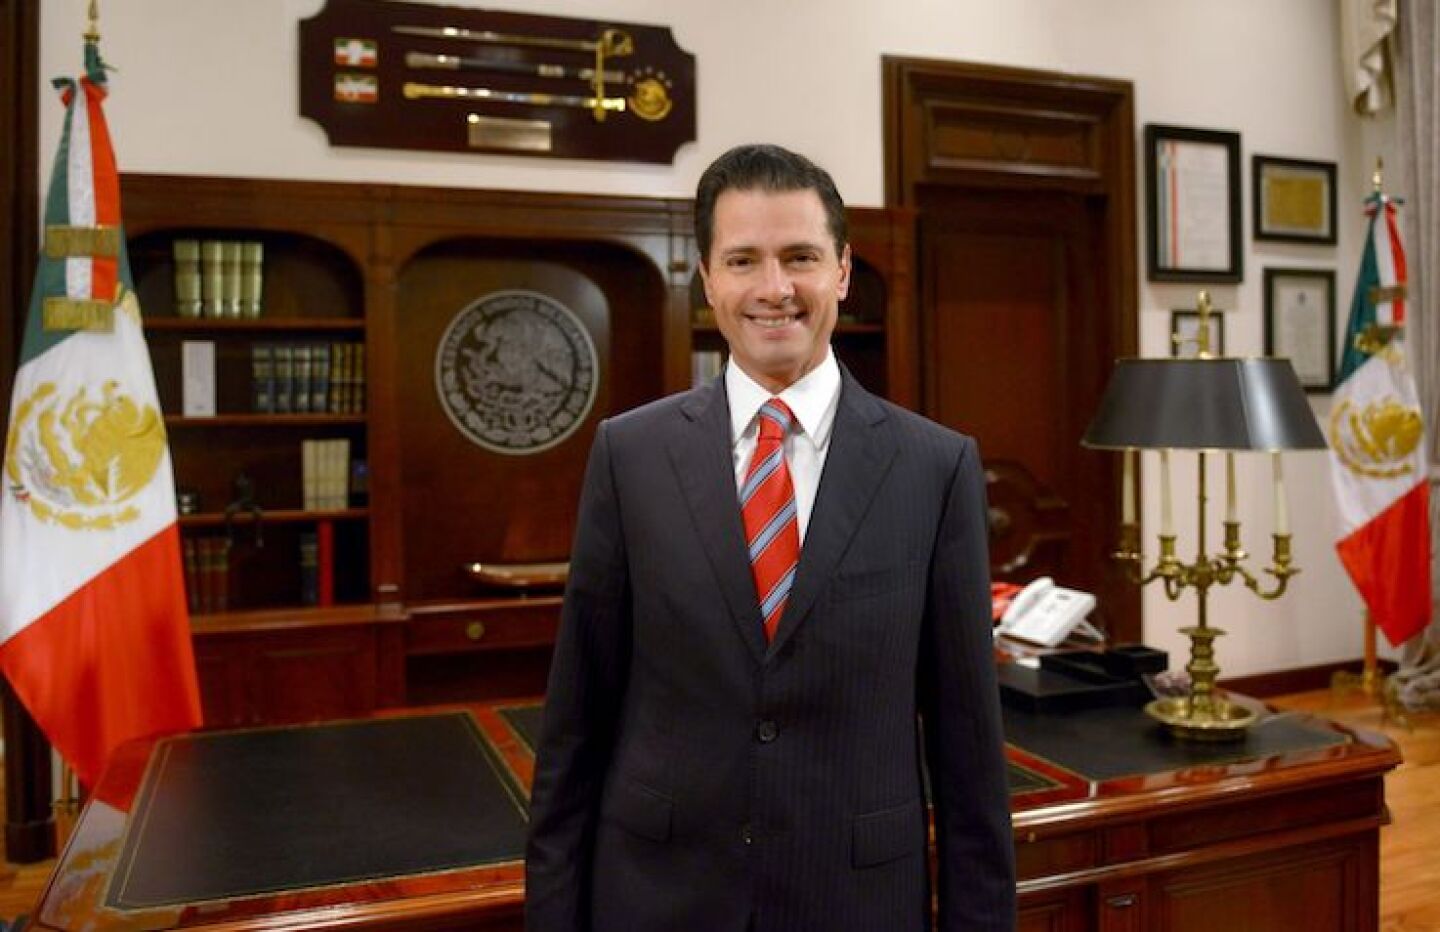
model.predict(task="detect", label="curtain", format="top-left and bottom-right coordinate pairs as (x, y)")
top-left (1390, 0), bottom-right (1440, 704)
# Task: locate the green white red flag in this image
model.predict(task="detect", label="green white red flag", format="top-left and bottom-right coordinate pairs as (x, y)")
top-left (1327, 192), bottom-right (1432, 646)
top-left (0, 40), bottom-right (201, 787)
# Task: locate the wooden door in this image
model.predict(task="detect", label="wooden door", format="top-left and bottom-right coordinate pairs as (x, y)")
top-left (885, 58), bottom-right (1140, 640)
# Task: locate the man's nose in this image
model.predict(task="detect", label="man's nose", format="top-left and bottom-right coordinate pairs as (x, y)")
top-left (758, 259), bottom-right (795, 304)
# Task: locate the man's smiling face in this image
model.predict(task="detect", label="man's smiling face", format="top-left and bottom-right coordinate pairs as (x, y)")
top-left (700, 188), bottom-right (851, 394)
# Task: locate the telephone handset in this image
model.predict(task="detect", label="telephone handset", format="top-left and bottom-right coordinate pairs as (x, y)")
top-left (994, 577), bottom-right (1103, 648)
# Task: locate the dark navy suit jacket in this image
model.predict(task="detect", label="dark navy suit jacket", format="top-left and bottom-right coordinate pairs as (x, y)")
top-left (525, 370), bottom-right (1016, 931)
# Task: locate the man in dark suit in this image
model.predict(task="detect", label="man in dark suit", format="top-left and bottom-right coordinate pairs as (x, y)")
top-left (526, 144), bottom-right (1015, 931)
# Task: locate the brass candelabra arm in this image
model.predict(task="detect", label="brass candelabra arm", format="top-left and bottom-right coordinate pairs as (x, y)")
top-left (1236, 533), bottom-right (1299, 600)
top-left (1221, 535), bottom-right (1301, 602)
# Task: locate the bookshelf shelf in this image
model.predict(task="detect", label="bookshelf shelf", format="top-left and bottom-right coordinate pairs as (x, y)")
top-left (165, 413), bottom-right (368, 428)
top-left (145, 317), bottom-right (364, 333)
top-left (179, 508), bottom-right (370, 528)
top-left (164, 414), bottom-right (368, 429)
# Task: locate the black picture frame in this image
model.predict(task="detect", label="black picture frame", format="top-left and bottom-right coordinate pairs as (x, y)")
top-left (1264, 267), bottom-right (1337, 392)
top-left (1170, 309), bottom-right (1225, 358)
top-left (1145, 124), bottom-right (1243, 283)
top-left (1253, 155), bottom-right (1337, 244)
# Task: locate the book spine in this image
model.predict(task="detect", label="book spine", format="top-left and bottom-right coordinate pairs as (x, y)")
top-left (328, 342), bottom-right (345, 414)
top-left (221, 241), bottom-right (243, 319)
top-left (213, 539), bottom-right (230, 613)
top-left (311, 344), bottom-right (330, 414)
top-left (173, 239), bottom-right (202, 318)
top-left (352, 342), bottom-right (366, 413)
top-left (252, 343), bottom-right (275, 413)
top-left (273, 344), bottom-right (294, 414)
top-left (182, 536), bottom-right (200, 614)
top-left (335, 438), bottom-right (351, 510)
top-left (317, 520), bottom-right (335, 607)
top-left (302, 439), bottom-right (318, 511)
top-left (299, 530), bottom-right (319, 606)
top-left (239, 240), bottom-right (264, 318)
top-left (200, 240), bottom-right (224, 318)
top-left (293, 344), bottom-right (312, 414)
top-left (181, 340), bottom-right (217, 417)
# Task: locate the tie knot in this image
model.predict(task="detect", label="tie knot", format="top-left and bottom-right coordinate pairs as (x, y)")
top-left (758, 399), bottom-right (793, 441)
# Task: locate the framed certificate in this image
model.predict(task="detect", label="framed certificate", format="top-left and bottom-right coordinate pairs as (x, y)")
top-left (1145, 124), bottom-right (1243, 283)
top-left (1253, 156), bottom-right (1336, 244)
top-left (1264, 267), bottom-right (1336, 392)
top-left (1170, 308), bottom-right (1225, 358)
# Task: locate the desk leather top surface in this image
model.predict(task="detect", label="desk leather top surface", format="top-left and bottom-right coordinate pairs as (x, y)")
top-left (33, 700), bottom-right (1398, 931)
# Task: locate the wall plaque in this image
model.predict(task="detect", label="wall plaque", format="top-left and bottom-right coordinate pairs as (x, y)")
top-left (434, 290), bottom-right (599, 456)
top-left (299, 0), bottom-right (696, 163)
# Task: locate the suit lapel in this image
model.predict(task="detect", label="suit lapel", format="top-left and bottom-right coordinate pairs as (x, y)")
top-left (767, 373), bottom-right (897, 660)
top-left (668, 379), bottom-right (768, 664)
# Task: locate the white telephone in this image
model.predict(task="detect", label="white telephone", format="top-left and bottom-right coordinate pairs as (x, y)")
top-left (994, 577), bottom-right (1103, 648)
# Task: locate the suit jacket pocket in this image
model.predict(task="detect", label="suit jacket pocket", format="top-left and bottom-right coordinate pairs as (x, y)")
top-left (601, 775), bottom-right (673, 843)
top-left (851, 798), bottom-right (923, 868)
top-left (830, 561), bottom-right (926, 603)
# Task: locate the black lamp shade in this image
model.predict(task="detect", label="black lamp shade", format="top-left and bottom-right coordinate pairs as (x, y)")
top-left (1082, 358), bottom-right (1327, 451)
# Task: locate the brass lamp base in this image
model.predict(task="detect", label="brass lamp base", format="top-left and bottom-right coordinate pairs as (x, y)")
top-left (1145, 696), bottom-right (1257, 741)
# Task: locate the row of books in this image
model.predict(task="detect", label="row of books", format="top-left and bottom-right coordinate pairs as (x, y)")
top-left (253, 342), bottom-right (366, 414)
top-left (182, 537), bottom-right (230, 615)
top-left (174, 238), bottom-right (264, 319)
top-left (299, 526), bottom-right (336, 607)
top-left (302, 438), bottom-right (352, 511)
top-left (692, 350), bottom-right (724, 387)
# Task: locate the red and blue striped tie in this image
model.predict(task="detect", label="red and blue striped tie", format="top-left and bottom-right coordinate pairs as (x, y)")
top-left (741, 399), bottom-right (801, 642)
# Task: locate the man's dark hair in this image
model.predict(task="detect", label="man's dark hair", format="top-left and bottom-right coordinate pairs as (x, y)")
top-left (694, 144), bottom-right (847, 265)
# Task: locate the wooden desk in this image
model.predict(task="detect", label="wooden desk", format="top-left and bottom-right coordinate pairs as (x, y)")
top-left (32, 703), bottom-right (1398, 932)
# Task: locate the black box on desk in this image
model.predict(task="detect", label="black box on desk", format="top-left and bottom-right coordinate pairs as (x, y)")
top-left (997, 661), bottom-right (1147, 713)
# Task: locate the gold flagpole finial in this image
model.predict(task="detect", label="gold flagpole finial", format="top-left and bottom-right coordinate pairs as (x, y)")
top-left (84, 0), bottom-right (100, 43)
top-left (1372, 156), bottom-right (1384, 196)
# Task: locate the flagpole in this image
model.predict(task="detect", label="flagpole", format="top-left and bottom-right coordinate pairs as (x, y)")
top-left (52, 762), bottom-right (80, 850)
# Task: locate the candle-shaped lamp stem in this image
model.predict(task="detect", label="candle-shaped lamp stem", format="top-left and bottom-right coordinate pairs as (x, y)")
top-left (1225, 452), bottom-right (1236, 523)
top-left (1273, 452), bottom-right (1288, 535)
top-left (1160, 449), bottom-right (1174, 537)
top-left (1122, 449), bottom-right (1135, 525)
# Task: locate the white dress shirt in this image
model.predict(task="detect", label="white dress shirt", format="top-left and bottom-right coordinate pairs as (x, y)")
top-left (726, 349), bottom-right (842, 544)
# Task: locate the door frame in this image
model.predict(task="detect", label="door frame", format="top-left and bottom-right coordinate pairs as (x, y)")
top-left (882, 56), bottom-right (1140, 643)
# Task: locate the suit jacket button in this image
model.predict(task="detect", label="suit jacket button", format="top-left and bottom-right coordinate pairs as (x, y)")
top-left (742, 824), bottom-right (754, 845)
top-left (756, 720), bottom-right (779, 743)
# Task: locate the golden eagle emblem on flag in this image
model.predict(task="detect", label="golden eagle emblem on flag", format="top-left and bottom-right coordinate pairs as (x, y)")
top-left (1328, 394), bottom-right (1424, 480)
top-left (4, 378), bottom-right (166, 530)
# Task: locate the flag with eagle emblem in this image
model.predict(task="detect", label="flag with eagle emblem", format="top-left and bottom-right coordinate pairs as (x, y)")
top-left (1327, 190), bottom-right (1432, 646)
top-left (0, 37), bottom-right (201, 787)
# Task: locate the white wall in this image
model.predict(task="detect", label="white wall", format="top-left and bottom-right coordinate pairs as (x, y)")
top-left (37, 0), bottom-right (1394, 676)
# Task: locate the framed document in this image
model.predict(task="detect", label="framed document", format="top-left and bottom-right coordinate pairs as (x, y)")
top-left (1264, 267), bottom-right (1336, 392)
top-left (1170, 308), bottom-right (1225, 358)
top-left (1145, 124), bottom-right (1243, 283)
top-left (1253, 156), bottom-right (1336, 244)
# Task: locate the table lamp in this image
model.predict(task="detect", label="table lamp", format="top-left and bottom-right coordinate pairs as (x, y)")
top-left (1083, 292), bottom-right (1327, 739)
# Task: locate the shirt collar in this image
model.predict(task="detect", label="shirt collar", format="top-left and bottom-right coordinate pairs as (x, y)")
top-left (726, 348), bottom-right (842, 447)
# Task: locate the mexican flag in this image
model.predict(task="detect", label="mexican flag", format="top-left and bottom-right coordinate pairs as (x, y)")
top-left (1327, 192), bottom-right (1432, 647)
top-left (0, 42), bottom-right (201, 788)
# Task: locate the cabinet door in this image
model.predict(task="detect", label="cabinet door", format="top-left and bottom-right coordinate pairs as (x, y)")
top-left (194, 626), bottom-right (381, 727)
top-left (1018, 887), bottom-right (1090, 932)
top-left (1149, 835), bottom-right (1375, 932)
top-left (249, 627), bottom-right (379, 724)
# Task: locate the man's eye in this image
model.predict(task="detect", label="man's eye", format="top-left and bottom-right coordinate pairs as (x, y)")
top-left (789, 254), bottom-right (819, 266)
top-left (726, 256), bottom-right (754, 269)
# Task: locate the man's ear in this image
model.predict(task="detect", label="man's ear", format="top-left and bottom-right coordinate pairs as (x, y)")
top-left (836, 244), bottom-right (852, 300)
top-left (698, 256), bottom-right (715, 307)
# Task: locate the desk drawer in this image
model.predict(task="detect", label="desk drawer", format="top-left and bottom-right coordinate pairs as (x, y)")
top-left (407, 599), bottom-right (561, 655)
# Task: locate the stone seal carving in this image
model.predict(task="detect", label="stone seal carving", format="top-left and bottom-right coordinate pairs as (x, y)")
top-left (435, 290), bottom-right (599, 455)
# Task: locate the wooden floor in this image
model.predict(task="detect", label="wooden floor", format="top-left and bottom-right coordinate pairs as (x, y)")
top-left (0, 689), bottom-right (1433, 928)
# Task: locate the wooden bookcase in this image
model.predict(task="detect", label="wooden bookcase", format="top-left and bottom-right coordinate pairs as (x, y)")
top-left (121, 174), bottom-right (915, 725)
